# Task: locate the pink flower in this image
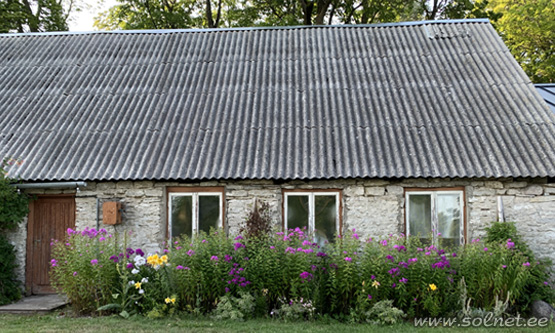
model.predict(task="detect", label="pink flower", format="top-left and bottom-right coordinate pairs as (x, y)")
top-left (523, 262), bottom-right (530, 267)
top-left (73, 272), bottom-right (78, 276)
top-left (368, 295), bottom-right (372, 300)
top-left (345, 257), bottom-right (352, 262)
top-left (484, 247), bottom-right (488, 252)
top-left (90, 259), bottom-right (98, 266)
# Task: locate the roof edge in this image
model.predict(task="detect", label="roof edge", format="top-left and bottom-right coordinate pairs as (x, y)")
top-left (0, 18), bottom-right (490, 38)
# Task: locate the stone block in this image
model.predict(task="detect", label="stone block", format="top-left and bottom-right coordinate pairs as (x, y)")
top-left (364, 187), bottom-right (385, 196)
top-left (472, 187), bottom-right (496, 196)
top-left (523, 185), bottom-right (543, 196)
top-left (506, 182), bottom-right (528, 188)
top-left (134, 181), bottom-right (155, 188)
top-left (484, 181), bottom-right (503, 189)
top-left (343, 186), bottom-right (364, 197)
top-left (97, 182), bottom-right (116, 190)
top-left (385, 185), bottom-right (404, 196)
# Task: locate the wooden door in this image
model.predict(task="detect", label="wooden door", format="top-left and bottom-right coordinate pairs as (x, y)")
top-left (26, 195), bottom-right (75, 294)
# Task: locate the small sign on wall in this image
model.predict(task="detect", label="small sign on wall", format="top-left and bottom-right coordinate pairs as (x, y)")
top-left (103, 202), bottom-right (122, 225)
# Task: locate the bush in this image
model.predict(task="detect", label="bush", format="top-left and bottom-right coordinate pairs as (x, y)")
top-left (0, 157), bottom-right (29, 305)
top-left (49, 222), bottom-right (552, 321)
top-left (0, 235), bottom-right (20, 305)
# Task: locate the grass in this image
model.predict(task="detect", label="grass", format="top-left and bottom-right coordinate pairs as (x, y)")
top-left (0, 311), bottom-right (553, 333)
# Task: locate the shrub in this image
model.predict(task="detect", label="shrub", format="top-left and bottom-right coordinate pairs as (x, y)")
top-left (49, 222), bottom-right (551, 321)
top-left (0, 157), bottom-right (29, 305)
top-left (0, 235), bottom-right (20, 305)
top-left (50, 227), bottom-right (123, 314)
top-left (239, 200), bottom-right (273, 240)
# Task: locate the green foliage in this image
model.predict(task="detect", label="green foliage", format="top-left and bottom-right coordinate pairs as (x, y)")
top-left (50, 221), bottom-right (551, 321)
top-left (0, 235), bottom-right (21, 305)
top-left (363, 300), bottom-right (406, 325)
top-left (0, 0), bottom-right (75, 33)
top-left (212, 291), bottom-right (255, 321)
top-left (489, 0), bottom-right (555, 83)
top-left (0, 158), bottom-right (29, 305)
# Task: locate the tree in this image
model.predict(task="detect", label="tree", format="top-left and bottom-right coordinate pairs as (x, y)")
top-left (489, 0), bottom-right (555, 83)
top-left (0, 0), bottom-right (77, 33)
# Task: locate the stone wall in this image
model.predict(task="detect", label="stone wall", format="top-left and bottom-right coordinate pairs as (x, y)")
top-left (11, 177), bottom-right (555, 284)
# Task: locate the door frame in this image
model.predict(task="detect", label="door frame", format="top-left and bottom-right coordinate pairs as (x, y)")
top-left (25, 194), bottom-right (76, 294)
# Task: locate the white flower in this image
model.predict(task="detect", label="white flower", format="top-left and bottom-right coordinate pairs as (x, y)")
top-left (141, 277), bottom-right (149, 283)
top-left (139, 289), bottom-right (144, 294)
top-left (131, 268), bottom-right (139, 275)
top-left (129, 280), bottom-right (135, 285)
top-left (134, 256), bottom-right (146, 266)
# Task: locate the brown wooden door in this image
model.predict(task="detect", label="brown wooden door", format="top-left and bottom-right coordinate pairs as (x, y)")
top-left (26, 195), bottom-right (75, 294)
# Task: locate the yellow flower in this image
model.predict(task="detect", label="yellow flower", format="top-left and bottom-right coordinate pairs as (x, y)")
top-left (429, 283), bottom-right (437, 291)
top-left (165, 297), bottom-right (171, 304)
top-left (171, 298), bottom-right (176, 304)
top-left (161, 255), bottom-right (168, 263)
top-left (362, 281), bottom-right (365, 286)
top-left (147, 254), bottom-right (159, 266)
top-left (372, 281), bottom-right (380, 289)
top-left (134, 282), bottom-right (142, 289)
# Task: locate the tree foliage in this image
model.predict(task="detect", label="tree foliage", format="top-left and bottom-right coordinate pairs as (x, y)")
top-left (490, 0), bottom-right (555, 83)
top-left (0, 0), bottom-right (78, 33)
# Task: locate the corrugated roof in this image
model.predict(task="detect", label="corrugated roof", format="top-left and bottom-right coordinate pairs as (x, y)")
top-left (1, 19), bottom-right (554, 181)
top-left (536, 84), bottom-right (555, 113)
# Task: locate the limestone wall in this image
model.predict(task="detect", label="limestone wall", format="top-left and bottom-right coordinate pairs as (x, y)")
top-left (11, 178), bottom-right (555, 284)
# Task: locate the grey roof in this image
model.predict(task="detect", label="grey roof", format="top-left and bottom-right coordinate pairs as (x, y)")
top-left (536, 84), bottom-right (555, 113)
top-left (1, 19), bottom-right (555, 182)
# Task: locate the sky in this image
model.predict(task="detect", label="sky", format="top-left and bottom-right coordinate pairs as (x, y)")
top-left (68, 0), bottom-right (118, 31)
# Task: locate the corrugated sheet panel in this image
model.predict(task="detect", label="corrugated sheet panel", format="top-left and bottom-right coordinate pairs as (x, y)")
top-left (536, 84), bottom-right (555, 113)
top-left (1, 20), bottom-right (554, 181)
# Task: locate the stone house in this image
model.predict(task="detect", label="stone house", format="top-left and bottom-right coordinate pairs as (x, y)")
top-left (1, 19), bottom-right (554, 294)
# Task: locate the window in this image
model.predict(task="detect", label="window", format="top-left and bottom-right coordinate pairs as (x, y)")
top-left (167, 187), bottom-right (224, 239)
top-left (405, 189), bottom-right (465, 248)
top-left (283, 191), bottom-right (341, 245)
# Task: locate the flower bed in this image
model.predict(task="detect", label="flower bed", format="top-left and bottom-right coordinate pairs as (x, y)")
top-left (50, 222), bottom-right (553, 321)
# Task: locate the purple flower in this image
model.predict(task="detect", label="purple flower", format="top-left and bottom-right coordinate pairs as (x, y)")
top-left (202, 239), bottom-right (207, 243)
top-left (302, 240), bottom-right (312, 246)
top-left (187, 249), bottom-right (195, 256)
top-left (210, 256), bottom-right (219, 261)
top-left (99, 237), bottom-right (105, 242)
top-left (544, 282), bottom-right (549, 286)
top-left (484, 247), bottom-right (488, 252)
top-left (417, 247), bottom-right (424, 252)
top-left (270, 246), bottom-right (275, 249)
top-left (244, 257), bottom-right (249, 261)
top-left (176, 265), bottom-right (189, 270)
top-left (502, 265), bottom-right (507, 268)
top-left (300, 271), bottom-right (313, 281)
top-left (368, 295), bottom-right (372, 300)
top-left (380, 240), bottom-right (388, 246)
top-left (371, 275), bottom-right (376, 280)
top-left (135, 249), bottom-right (145, 256)
top-left (303, 248), bottom-right (314, 254)
top-left (345, 257), bottom-right (352, 262)
top-left (73, 271), bottom-right (78, 276)
top-left (225, 287), bottom-right (230, 293)
top-left (425, 251), bottom-right (431, 256)
top-left (399, 277), bottom-right (408, 284)
top-left (285, 247), bottom-right (296, 254)
top-left (311, 265), bottom-right (317, 272)
top-left (409, 258), bottom-right (418, 264)
top-left (388, 268), bottom-right (400, 276)
top-left (506, 239), bottom-right (515, 249)
top-left (126, 248), bottom-right (135, 255)
top-left (352, 233), bottom-right (359, 240)
top-left (66, 228), bottom-right (74, 236)
top-left (90, 259), bottom-right (98, 266)
top-left (393, 245), bottom-right (406, 252)
top-left (523, 262), bottom-right (530, 267)
top-left (126, 263), bottom-right (134, 269)
top-left (398, 261), bottom-right (408, 268)
top-left (224, 254), bottom-right (233, 262)
top-left (392, 283), bottom-right (397, 288)
top-left (234, 235), bottom-right (244, 240)
top-left (109, 255), bottom-right (119, 263)
top-left (386, 255), bottom-right (394, 262)
top-left (452, 253), bottom-right (457, 257)
top-left (316, 252), bottom-right (327, 257)
top-left (234, 242), bottom-right (246, 251)
top-left (50, 259), bottom-right (58, 267)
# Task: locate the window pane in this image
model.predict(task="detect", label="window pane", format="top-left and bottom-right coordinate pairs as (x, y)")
top-left (198, 195), bottom-right (220, 234)
top-left (287, 195), bottom-right (309, 230)
top-left (408, 194), bottom-right (432, 244)
top-left (171, 196), bottom-right (193, 238)
top-left (437, 193), bottom-right (462, 248)
top-left (314, 195), bottom-right (337, 245)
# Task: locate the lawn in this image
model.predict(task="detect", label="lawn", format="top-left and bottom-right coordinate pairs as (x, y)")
top-left (0, 312), bottom-right (552, 333)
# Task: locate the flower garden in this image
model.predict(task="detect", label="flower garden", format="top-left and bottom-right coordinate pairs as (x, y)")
top-left (49, 221), bottom-right (554, 323)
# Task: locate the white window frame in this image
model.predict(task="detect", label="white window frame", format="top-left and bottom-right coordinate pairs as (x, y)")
top-left (168, 192), bottom-right (223, 239)
top-left (405, 190), bottom-right (465, 246)
top-left (283, 191), bottom-right (341, 236)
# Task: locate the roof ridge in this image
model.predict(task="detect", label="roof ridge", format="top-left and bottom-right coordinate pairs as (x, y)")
top-left (0, 18), bottom-right (489, 38)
